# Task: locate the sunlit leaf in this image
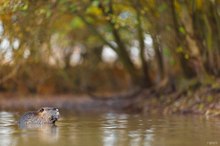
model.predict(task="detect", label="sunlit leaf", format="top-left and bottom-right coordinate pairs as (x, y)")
top-left (178, 27), bottom-right (186, 34)
top-left (70, 17), bottom-right (85, 29)
top-left (149, 0), bottom-right (155, 8)
top-left (91, 0), bottom-right (99, 7)
top-left (21, 3), bottom-right (28, 11)
top-left (184, 54), bottom-right (189, 59)
top-left (174, 0), bottom-right (181, 13)
top-left (176, 46), bottom-right (183, 53)
top-left (195, 0), bottom-right (203, 10)
top-left (86, 6), bottom-right (102, 16)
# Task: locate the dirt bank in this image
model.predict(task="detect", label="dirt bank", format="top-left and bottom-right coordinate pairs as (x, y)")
top-left (141, 84), bottom-right (220, 116)
top-left (1, 84), bottom-right (220, 116)
top-left (0, 94), bottom-right (140, 113)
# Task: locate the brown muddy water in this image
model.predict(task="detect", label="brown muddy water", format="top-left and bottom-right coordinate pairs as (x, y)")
top-left (0, 111), bottom-right (220, 146)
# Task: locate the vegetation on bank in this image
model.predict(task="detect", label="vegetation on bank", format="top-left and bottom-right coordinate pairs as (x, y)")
top-left (141, 79), bottom-right (220, 116)
top-left (0, 0), bottom-right (220, 115)
top-left (1, 78), bottom-right (220, 117)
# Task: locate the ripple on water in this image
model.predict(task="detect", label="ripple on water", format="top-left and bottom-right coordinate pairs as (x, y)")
top-left (0, 112), bottom-right (16, 133)
top-left (0, 111), bottom-right (220, 146)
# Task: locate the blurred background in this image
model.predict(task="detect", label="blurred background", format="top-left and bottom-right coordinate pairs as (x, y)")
top-left (0, 0), bottom-right (220, 95)
top-left (1, 2), bottom-right (220, 145)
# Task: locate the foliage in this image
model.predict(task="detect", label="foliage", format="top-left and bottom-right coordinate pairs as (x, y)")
top-left (0, 0), bottom-right (220, 94)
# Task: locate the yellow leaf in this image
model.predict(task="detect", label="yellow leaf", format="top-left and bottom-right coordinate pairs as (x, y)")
top-left (149, 0), bottom-right (155, 8)
top-left (86, 6), bottom-right (102, 16)
top-left (176, 46), bottom-right (183, 53)
top-left (174, 0), bottom-right (181, 14)
top-left (196, 0), bottom-right (203, 10)
top-left (184, 54), bottom-right (189, 59)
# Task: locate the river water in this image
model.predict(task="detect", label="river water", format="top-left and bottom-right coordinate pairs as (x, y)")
top-left (0, 111), bottom-right (220, 146)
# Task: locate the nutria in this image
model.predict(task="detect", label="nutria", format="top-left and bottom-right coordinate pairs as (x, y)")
top-left (18, 107), bottom-right (60, 126)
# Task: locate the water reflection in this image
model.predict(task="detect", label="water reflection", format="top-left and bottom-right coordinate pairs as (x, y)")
top-left (0, 112), bottom-right (17, 146)
top-left (19, 124), bottom-right (59, 143)
top-left (102, 113), bottom-right (154, 146)
top-left (1, 112), bottom-right (220, 146)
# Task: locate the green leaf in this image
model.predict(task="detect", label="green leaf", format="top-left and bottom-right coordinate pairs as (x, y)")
top-left (207, 96), bottom-right (213, 102)
top-left (158, 3), bottom-right (167, 12)
top-left (46, 10), bottom-right (51, 18)
top-left (92, 0), bottom-right (99, 6)
top-left (184, 54), bottom-right (189, 59)
top-left (22, 4), bottom-right (28, 10)
top-left (163, 47), bottom-right (171, 57)
top-left (178, 27), bottom-right (186, 34)
top-left (70, 17), bottom-right (84, 28)
top-left (70, 4), bottom-right (77, 12)
top-left (198, 103), bottom-right (204, 110)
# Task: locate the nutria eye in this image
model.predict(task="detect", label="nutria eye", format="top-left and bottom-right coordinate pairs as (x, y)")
top-left (39, 108), bottom-right (44, 112)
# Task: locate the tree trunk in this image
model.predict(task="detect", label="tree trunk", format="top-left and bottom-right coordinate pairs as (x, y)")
top-left (169, 0), bottom-right (205, 78)
top-left (99, 0), bottom-right (140, 84)
top-left (152, 34), bottom-right (165, 81)
top-left (136, 5), bottom-right (153, 87)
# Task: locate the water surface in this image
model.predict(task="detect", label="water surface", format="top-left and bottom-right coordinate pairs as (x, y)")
top-left (0, 111), bottom-right (220, 146)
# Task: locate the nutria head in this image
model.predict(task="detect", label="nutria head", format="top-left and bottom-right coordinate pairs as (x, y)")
top-left (37, 107), bottom-right (60, 124)
top-left (18, 107), bottom-right (60, 126)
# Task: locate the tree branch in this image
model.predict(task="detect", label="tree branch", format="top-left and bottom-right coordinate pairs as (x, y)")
top-left (76, 14), bottom-right (118, 52)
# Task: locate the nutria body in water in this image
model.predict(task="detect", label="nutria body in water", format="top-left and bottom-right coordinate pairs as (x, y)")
top-left (18, 107), bottom-right (60, 125)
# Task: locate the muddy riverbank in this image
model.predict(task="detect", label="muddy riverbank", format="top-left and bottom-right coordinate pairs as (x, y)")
top-left (1, 84), bottom-right (220, 116)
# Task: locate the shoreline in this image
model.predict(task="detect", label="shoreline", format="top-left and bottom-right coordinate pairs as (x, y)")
top-left (1, 84), bottom-right (220, 116)
top-left (0, 94), bottom-right (139, 113)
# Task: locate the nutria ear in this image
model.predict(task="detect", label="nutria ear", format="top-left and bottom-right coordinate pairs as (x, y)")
top-left (39, 108), bottom-right (44, 113)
